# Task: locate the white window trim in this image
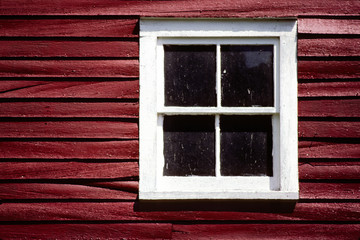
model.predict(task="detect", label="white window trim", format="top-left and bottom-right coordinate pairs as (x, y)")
top-left (139, 18), bottom-right (298, 200)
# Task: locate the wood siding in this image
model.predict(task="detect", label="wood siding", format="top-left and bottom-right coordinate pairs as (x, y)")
top-left (0, 1), bottom-right (359, 239)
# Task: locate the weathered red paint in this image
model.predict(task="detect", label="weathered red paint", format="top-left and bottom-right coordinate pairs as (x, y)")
top-left (0, 40), bottom-right (139, 58)
top-left (298, 18), bottom-right (360, 35)
top-left (0, 102), bottom-right (139, 118)
top-left (298, 61), bottom-right (360, 79)
top-left (298, 81), bottom-right (360, 97)
top-left (0, 80), bottom-right (139, 99)
top-left (299, 99), bottom-right (360, 117)
top-left (299, 162), bottom-right (360, 180)
top-left (0, 202), bottom-right (359, 221)
top-left (0, 1), bottom-right (359, 238)
top-left (172, 224), bottom-right (360, 240)
top-left (299, 121), bottom-right (360, 138)
top-left (0, 141), bottom-right (139, 159)
top-left (299, 141), bottom-right (360, 159)
top-left (0, 19), bottom-right (138, 37)
top-left (0, 0), bottom-right (359, 17)
top-left (0, 120), bottom-right (139, 139)
top-left (0, 60), bottom-right (139, 78)
top-left (0, 182), bottom-right (138, 200)
top-left (1, 182), bottom-right (358, 200)
top-left (0, 224), bottom-right (173, 240)
top-left (298, 38), bottom-right (360, 57)
top-left (0, 162), bottom-right (138, 179)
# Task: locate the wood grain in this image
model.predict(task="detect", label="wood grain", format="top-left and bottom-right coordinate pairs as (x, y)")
top-left (0, 223), bottom-right (172, 240)
top-left (300, 182), bottom-right (360, 199)
top-left (0, 19), bottom-right (138, 37)
top-left (0, 0), bottom-right (358, 17)
top-left (172, 224), bottom-right (360, 240)
top-left (299, 121), bottom-right (360, 138)
top-left (0, 120), bottom-right (138, 139)
top-left (0, 202), bottom-right (359, 221)
top-left (1, 161), bottom-right (358, 181)
top-left (0, 141), bottom-right (139, 159)
top-left (0, 102), bottom-right (139, 118)
top-left (0, 80), bottom-right (139, 99)
top-left (299, 162), bottom-right (360, 180)
top-left (298, 38), bottom-right (360, 57)
top-left (298, 81), bottom-right (360, 97)
top-left (3, 100), bottom-right (353, 118)
top-left (298, 99), bottom-right (360, 118)
top-left (0, 162), bottom-right (138, 179)
top-left (0, 60), bottom-right (139, 78)
top-left (2, 119), bottom-right (358, 139)
top-left (1, 182), bottom-right (358, 200)
top-left (299, 141), bottom-right (360, 159)
top-left (0, 182), bottom-right (138, 200)
top-left (298, 61), bottom-right (360, 79)
top-left (0, 40), bottom-right (139, 58)
top-left (298, 18), bottom-right (360, 35)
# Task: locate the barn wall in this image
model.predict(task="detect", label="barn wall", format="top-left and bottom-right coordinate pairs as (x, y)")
top-left (0, 1), bottom-right (359, 239)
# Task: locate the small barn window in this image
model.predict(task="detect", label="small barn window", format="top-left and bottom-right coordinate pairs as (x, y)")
top-left (139, 19), bottom-right (298, 200)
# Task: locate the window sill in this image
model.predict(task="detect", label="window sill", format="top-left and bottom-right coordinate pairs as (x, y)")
top-left (140, 191), bottom-right (299, 200)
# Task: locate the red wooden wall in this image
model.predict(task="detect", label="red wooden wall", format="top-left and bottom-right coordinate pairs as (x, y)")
top-left (0, 1), bottom-right (359, 239)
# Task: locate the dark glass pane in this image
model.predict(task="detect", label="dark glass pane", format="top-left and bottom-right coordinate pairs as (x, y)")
top-left (220, 116), bottom-right (273, 176)
top-left (163, 115), bottom-right (215, 176)
top-left (221, 45), bottom-right (274, 107)
top-left (164, 45), bottom-right (216, 106)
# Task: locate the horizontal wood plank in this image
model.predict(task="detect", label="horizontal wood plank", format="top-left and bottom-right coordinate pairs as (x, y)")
top-left (299, 162), bottom-right (360, 180)
top-left (0, 60), bottom-right (139, 78)
top-left (172, 224), bottom-right (360, 240)
top-left (0, 162), bottom-right (138, 179)
top-left (1, 161), bottom-right (358, 181)
top-left (1, 182), bottom-right (358, 200)
top-left (299, 141), bottom-right (360, 159)
top-left (298, 99), bottom-right (360, 118)
top-left (0, 223), bottom-right (172, 240)
top-left (2, 119), bottom-right (358, 139)
top-left (0, 182), bottom-right (138, 200)
top-left (0, 102), bottom-right (139, 118)
top-left (0, 121), bottom-right (138, 139)
top-left (0, 40), bottom-right (138, 58)
top-left (0, 141), bottom-right (138, 159)
top-left (0, 99), bottom-right (357, 119)
top-left (298, 18), bottom-right (360, 35)
top-left (300, 182), bottom-right (360, 199)
top-left (0, 0), bottom-right (358, 17)
top-left (299, 121), bottom-right (360, 138)
top-left (0, 202), bottom-right (359, 221)
top-left (298, 38), bottom-right (360, 57)
top-left (298, 81), bottom-right (360, 97)
top-left (298, 61), bottom-right (360, 79)
top-left (0, 19), bottom-right (138, 37)
top-left (0, 80), bottom-right (139, 99)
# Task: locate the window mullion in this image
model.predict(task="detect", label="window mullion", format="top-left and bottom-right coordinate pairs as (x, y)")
top-left (215, 114), bottom-right (220, 177)
top-left (216, 44), bottom-right (221, 108)
top-left (215, 44), bottom-right (221, 177)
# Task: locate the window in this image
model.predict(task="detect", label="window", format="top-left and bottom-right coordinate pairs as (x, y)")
top-left (139, 19), bottom-right (298, 200)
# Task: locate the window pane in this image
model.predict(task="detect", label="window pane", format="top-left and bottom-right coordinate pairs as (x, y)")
top-left (163, 115), bottom-right (215, 176)
top-left (221, 45), bottom-right (274, 107)
top-left (220, 116), bottom-right (273, 176)
top-left (164, 45), bottom-right (216, 106)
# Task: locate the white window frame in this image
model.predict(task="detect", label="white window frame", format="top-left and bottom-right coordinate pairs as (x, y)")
top-left (139, 18), bottom-right (298, 200)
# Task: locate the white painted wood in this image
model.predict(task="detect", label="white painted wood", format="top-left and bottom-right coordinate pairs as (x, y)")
top-left (141, 19), bottom-right (296, 38)
top-left (139, 18), bottom-right (298, 201)
top-left (141, 191), bottom-right (299, 200)
top-left (157, 107), bottom-right (278, 115)
top-left (139, 36), bottom-right (158, 193)
top-left (215, 115), bottom-right (220, 177)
